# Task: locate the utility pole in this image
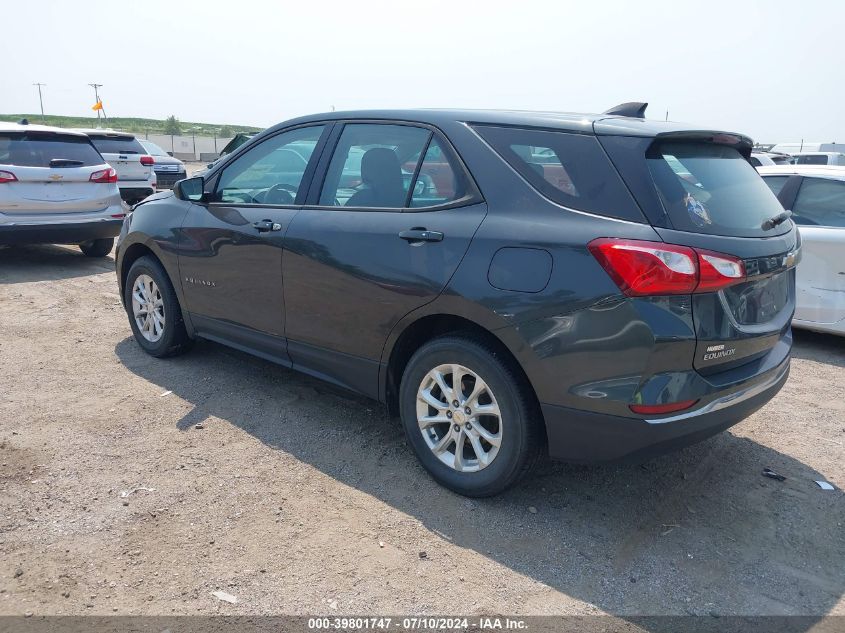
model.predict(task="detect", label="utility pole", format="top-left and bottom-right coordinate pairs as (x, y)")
top-left (33, 83), bottom-right (46, 122)
top-left (88, 83), bottom-right (107, 122)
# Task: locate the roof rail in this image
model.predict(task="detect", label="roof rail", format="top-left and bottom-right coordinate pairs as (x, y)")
top-left (603, 102), bottom-right (648, 118)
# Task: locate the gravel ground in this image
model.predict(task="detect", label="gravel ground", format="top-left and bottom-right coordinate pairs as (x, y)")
top-left (0, 242), bottom-right (843, 619)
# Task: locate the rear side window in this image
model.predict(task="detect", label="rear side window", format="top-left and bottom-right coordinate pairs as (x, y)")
top-left (792, 177), bottom-right (845, 227)
top-left (89, 136), bottom-right (146, 155)
top-left (647, 142), bottom-right (787, 237)
top-left (762, 175), bottom-right (789, 197)
top-left (0, 133), bottom-right (103, 167)
top-left (473, 125), bottom-right (641, 221)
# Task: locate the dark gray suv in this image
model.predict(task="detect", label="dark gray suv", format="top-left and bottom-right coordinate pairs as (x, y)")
top-left (115, 104), bottom-right (798, 496)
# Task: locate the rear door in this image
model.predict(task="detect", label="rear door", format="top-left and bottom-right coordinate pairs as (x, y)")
top-left (602, 135), bottom-right (799, 373)
top-left (281, 121), bottom-right (486, 397)
top-left (0, 131), bottom-right (112, 219)
top-left (88, 134), bottom-right (151, 182)
top-left (784, 176), bottom-right (845, 324)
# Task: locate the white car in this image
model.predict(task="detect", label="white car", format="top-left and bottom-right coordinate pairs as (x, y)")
top-left (758, 165), bottom-right (845, 335)
top-left (0, 121), bottom-right (124, 256)
top-left (71, 129), bottom-right (156, 204)
top-left (792, 152), bottom-right (845, 166)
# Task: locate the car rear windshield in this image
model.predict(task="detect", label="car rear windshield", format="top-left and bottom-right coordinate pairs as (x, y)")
top-left (0, 132), bottom-right (103, 167)
top-left (794, 154), bottom-right (830, 165)
top-left (472, 125), bottom-right (643, 221)
top-left (646, 142), bottom-right (788, 237)
top-left (89, 135), bottom-right (146, 155)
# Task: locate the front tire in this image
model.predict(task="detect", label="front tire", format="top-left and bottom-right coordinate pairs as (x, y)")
top-left (399, 335), bottom-right (544, 497)
top-left (124, 256), bottom-right (192, 358)
top-left (79, 238), bottom-right (114, 257)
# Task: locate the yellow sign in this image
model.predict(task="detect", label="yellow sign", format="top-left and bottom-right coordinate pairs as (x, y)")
top-left (91, 101), bottom-right (103, 111)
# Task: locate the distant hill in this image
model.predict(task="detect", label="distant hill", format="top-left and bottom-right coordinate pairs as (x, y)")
top-left (0, 114), bottom-right (263, 136)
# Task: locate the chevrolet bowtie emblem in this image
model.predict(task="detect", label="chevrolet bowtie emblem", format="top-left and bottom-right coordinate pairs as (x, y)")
top-left (49, 174), bottom-right (63, 181)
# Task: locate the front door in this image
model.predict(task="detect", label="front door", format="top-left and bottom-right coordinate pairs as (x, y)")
top-left (282, 122), bottom-right (486, 397)
top-left (178, 124), bottom-right (329, 357)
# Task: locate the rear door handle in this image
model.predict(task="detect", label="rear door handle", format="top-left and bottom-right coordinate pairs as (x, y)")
top-left (399, 228), bottom-right (443, 243)
top-left (254, 219), bottom-right (282, 233)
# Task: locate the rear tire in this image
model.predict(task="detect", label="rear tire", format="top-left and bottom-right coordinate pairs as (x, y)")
top-left (124, 256), bottom-right (193, 358)
top-left (79, 238), bottom-right (114, 258)
top-left (399, 335), bottom-right (544, 497)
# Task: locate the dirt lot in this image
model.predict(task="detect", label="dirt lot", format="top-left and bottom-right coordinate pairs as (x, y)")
top-left (0, 243), bottom-right (843, 619)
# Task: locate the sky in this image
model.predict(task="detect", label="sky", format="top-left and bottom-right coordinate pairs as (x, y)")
top-left (1, 0), bottom-right (842, 144)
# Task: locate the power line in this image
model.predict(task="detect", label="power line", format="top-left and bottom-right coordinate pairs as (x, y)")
top-left (33, 83), bottom-right (46, 122)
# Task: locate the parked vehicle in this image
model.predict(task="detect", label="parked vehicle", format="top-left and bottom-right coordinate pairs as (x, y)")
top-left (72, 129), bottom-right (156, 204)
top-left (770, 142), bottom-right (842, 155)
top-left (0, 122), bottom-right (124, 256)
top-left (140, 140), bottom-right (187, 190)
top-left (195, 132), bottom-right (258, 176)
top-left (749, 152), bottom-right (777, 167)
top-left (758, 165), bottom-right (845, 335)
top-left (792, 152), bottom-right (845, 166)
top-left (116, 105), bottom-right (798, 496)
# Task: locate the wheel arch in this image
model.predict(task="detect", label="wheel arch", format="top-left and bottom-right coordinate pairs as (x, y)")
top-left (381, 312), bottom-right (543, 426)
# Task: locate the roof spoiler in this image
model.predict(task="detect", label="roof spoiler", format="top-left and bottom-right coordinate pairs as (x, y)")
top-left (603, 102), bottom-right (648, 118)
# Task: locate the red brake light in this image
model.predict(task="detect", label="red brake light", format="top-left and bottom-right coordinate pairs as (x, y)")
top-left (90, 167), bottom-right (118, 184)
top-left (0, 170), bottom-right (18, 183)
top-left (588, 238), bottom-right (746, 296)
top-left (696, 249), bottom-right (745, 292)
top-left (140, 155), bottom-right (154, 166)
top-left (629, 399), bottom-right (698, 415)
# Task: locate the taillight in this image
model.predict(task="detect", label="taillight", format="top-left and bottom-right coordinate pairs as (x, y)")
top-left (140, 155), bottom-right (154, 166)
top-left (0, 170), bottom-right (18, 183)
top-left (696, 250), bottom-right (745, 292)
top-left (629, 399), bottom-right (698, 415)
top-left (588, 238), bottom-right (746, 296)
top-left (90, 167), bottom-right (118, 183)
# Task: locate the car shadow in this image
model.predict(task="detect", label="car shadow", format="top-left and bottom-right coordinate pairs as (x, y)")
top-left (791, 329), bottom-right (845, 368)
top-left (114, 336), bottom-right (844, 625)
top-left (0, 244), bottom-right (114, 284)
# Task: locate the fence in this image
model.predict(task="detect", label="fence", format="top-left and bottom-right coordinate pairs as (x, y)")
top-left (141, 133), bottom-right (235, 162)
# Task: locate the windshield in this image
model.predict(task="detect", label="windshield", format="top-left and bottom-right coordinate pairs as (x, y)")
top-left (89, 135), bottom-right (146, 155)
top-left (140, 140), bottom-right (168, 156)
top-left (647, 142), bottom-right (789, 237)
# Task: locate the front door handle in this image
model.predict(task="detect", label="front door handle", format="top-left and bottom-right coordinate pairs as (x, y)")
top-left (254, 219), bottom-right (282, 233)
top-left (399, 228), bottom-right (444, 243)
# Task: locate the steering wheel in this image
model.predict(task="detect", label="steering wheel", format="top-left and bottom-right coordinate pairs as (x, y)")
top-left (264, 183), bottom-right (297, 205)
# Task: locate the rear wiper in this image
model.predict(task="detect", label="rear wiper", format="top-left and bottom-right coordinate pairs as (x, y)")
top-left (761, 209), bottom-right (792, 231)
top-left (49, 158), bottom-right (84, 168)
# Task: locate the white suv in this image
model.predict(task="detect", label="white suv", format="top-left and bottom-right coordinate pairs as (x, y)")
top-left (0, 121), bottom-right (124, 256)
top-left (72, 129), bottom-right (156, 204)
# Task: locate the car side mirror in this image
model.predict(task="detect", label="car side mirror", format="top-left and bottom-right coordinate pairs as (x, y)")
top-left (175, 176), bottom-right (207, 202)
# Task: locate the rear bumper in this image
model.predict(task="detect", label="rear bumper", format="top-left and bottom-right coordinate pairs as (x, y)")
top-left (542, 356), bottom-right (790, 463)
top-left (0, 219), bottom-right (123, 246)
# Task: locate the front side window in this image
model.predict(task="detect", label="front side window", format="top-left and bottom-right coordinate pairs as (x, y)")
top-left (792, 177), bottom-right (845, 227)
top-left (647, 142), bottom-right (788, 237)
top-left (214, 126), bottom-right (324, 205)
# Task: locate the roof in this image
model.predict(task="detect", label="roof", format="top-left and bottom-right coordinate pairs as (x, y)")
top-left (67, 128), bottom-right (136, 138)
top-left (274, 108), bottom-right (752, 143)
top-left (0, 121), bottom-right (88, 136)
top-left (757, 165), bottom-right (845, 180)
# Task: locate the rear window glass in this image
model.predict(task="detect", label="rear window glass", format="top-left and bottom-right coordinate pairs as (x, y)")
top-left (794, 154), bottom-right (828, 165)
top-left (0, 133), bottom-right (103, 167)
top-left (89, 136), bottom-right (146, 155)
top-left (762, 175), bottom-right (789, 197)
top-left (647, 142), bottom-right (788, 236)
top-left (473, 125), bottom-right (641, 221)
